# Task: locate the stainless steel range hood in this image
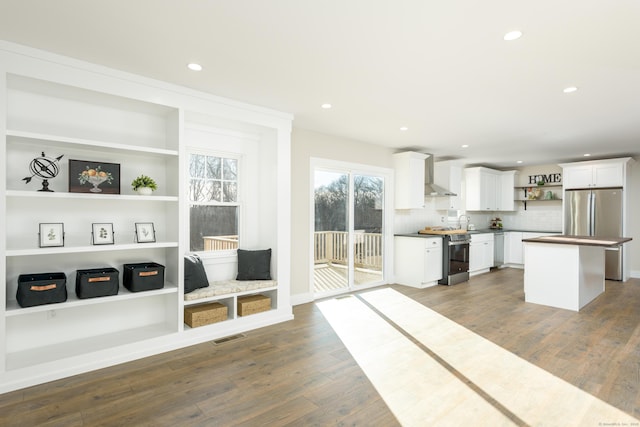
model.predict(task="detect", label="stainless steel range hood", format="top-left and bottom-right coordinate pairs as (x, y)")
top-left (425, 154), bottom-right (457, 197)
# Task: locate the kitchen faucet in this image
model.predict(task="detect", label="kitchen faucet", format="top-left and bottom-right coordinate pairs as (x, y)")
top-left (458, 215), bottom-right (470, 230)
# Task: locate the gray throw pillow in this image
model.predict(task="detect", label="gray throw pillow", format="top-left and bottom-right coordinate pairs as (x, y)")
top-left (184, 254), bottom-right (209, 294)
top-left (236, 249), bottom-right (271, 281)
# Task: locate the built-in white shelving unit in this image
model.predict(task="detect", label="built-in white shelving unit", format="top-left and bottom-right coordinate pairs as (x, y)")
top-left (0, 41), bottom-right (293, 393)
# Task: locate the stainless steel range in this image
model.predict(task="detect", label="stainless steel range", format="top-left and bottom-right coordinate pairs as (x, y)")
top-left (438, 232), bottom-right (471, 285)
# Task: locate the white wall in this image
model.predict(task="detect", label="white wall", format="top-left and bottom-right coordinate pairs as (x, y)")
top-left (499, 164), bottom-right (563, 232)
top-left (290, 128), bottom-right (394, 304)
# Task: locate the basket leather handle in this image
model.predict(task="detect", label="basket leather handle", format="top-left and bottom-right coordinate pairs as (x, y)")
top-left (88, 276), bottom-right (111, 283)
top-left (30, 284), bottom-right (57, 291)
top-left (139, 271), bottom-right (158, 277)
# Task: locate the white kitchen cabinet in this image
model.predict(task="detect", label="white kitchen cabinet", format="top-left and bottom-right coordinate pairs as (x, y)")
top-left (560, 158), bottom-right (632, 189)
top-left (433, 161), bottom-right (462, 210)
top-left (394, 236), bottom-right (442, 288)
top-left (504, 231), bottom-right (559, 266)
top-left (504, 232), bottom-right (523, 265)
top-left (1, 42), bottom-right (292, 393)
top-left (498, 171), bottom-right (516, 211)
top-left (393, 152), bottom-right (426, 209)
top-left (469, 233), bottom-right (494, 275)
top-left (465, 167), bottom-right (516, 211)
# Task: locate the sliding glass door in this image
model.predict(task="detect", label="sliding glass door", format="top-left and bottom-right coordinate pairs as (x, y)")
top-left (313, 168), bottom-right (384, 296)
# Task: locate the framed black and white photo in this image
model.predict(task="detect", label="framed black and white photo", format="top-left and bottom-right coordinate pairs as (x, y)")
top-left (39, 223), bottom-right (64, 247)
top-left (92, 223), bottom-right (114, 245)
top-left (135, 222), bottom-right (156, 243)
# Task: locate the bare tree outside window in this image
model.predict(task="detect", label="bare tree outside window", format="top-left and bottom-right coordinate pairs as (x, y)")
top-left (189, 153), bottom-right (239, 252)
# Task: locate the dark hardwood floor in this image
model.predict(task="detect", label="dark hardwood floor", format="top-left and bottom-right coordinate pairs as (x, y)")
top-left (1, 267), bottom-right (639, 426)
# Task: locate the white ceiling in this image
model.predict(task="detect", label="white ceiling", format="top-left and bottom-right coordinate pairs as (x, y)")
top-left (2, 0), bottom-right (640, 168)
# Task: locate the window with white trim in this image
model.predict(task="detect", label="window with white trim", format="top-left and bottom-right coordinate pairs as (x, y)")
top-left (188, 152), bottom-right (239, 252)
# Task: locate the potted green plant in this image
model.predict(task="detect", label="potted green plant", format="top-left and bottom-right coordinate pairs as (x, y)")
top-left (537, 180), bottom-right (545, 186)
top-left (131, 175), bottom-right (157, 195)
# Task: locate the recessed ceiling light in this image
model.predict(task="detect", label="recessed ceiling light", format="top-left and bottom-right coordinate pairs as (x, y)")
top-left (516, 160), bottom-right (523, 164)
top-left (187, 63), bottom-right (203, 71)
top-left (400, 126), bottom-right (408, 131)
top-left (321, 103), bottom-right (332, 109)
top-left (504, 30), bottom-right (523, 41)
top-left (563, 86), bottom-right (578, 93)
top-left (461, 144), bottom-right (469, 148)
top-left (583, 153), bottom-right (591, 157)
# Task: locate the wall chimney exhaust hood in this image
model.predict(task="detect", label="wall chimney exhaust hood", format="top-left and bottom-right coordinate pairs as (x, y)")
top-left (425, 154), bottom-right (457, 197)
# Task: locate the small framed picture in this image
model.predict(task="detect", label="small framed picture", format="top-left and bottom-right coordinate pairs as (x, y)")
top-left (135, 222), bottom-right (156, 243)
top-left (92, 223), bottom-right (114, 245)
top-left (69, 159), bottom-right (121, 194)
top-left (39, 223), bottom-right (64, 247)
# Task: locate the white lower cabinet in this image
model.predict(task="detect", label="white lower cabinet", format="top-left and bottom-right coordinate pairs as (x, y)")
top-left (469, 233), bottom-right (494, 275)
top-left (504, 232), bottom-right (524, 265)
top-left (504, 231), bottom-right (559, 266)
top-left (394, 236), bottom-right (443, 288)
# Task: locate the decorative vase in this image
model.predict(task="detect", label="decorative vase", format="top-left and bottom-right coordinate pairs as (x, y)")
top-left (137, 187), bottom-right (153, 196)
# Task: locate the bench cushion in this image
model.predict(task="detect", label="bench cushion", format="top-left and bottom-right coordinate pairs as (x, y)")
top-left (184, 279), bottom-right (277, 301)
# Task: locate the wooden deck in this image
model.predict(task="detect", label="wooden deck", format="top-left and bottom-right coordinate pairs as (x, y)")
top-left (313, 263), bottom-right (383, 293)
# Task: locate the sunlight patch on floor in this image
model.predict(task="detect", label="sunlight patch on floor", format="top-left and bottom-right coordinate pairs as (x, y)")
top-left (316, 294), bottom-right (515, 426)
top-left (317, 288), bottom-right (638, 426)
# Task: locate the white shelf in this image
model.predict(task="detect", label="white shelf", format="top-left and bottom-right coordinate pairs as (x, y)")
top-left (6, 283), bottom-right (178, 316)
top-left (183, 286), bottom-right (278, 307)
top-left (5, 324), bottom-right (174, 371)
top-left (6, 129), bottom-right (179, 157)
top-left (6, 190), bottom-right (178, 202)
top-left (6, 241), bottom-right (179, 257)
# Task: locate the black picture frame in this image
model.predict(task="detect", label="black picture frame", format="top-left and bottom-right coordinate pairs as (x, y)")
top-left (69, 159), bottom-right (121, 194)
top-left (135, 222), bottom-right (156, 243)
top-left (39, 223), bottom-right (64, 247)
top-left (92, 223), bottom-right (115, 245)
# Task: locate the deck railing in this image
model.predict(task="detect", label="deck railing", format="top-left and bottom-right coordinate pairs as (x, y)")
top-left (203, 235), bottom-right (239, 251)
top-left (314, 231), bottom-right (382, 270)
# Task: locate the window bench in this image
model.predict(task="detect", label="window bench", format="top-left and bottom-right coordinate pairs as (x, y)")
top-left (184, 279), bottom-right (278, 304)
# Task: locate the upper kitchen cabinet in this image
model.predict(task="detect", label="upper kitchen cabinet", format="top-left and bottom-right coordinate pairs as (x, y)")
top-left (393, 151), bottom-right (426, 209)
top-left (433, 161), bottom-right (462, 210)
top-left (560, 158), bottom-right (633, 189)
top-left (464, 167), bottom-right (515, 211)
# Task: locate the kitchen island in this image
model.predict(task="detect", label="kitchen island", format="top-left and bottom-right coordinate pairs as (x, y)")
top-left (522, 235), bottom-right (632, 311)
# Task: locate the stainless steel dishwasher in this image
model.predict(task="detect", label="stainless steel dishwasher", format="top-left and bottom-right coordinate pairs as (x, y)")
top-left (493, 231), bottom-right (504, 267)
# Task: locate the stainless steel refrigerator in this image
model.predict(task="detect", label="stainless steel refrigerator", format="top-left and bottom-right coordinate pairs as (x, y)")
top-left (564, 188), bottom-right (623, 280)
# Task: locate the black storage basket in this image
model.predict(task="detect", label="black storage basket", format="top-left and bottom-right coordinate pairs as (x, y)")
top-left (75, 267), bottom-right (119, 299)
top-left (123, 262), bottom-right (165, 292)
top-left (17, 272), bottom-right (67, 308)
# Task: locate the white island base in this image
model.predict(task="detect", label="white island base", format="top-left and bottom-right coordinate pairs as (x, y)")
top-left (523, 242), bottom-right (605, 311)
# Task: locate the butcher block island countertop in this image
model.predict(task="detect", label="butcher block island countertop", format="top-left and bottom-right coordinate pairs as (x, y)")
top-left (522, 235), bottom-right (632, 247)
top-left (522, 235), bottom-right (632, 311)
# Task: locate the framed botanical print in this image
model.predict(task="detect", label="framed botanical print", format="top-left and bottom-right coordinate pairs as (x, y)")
top-left (39, 223), bottom-right (64, 247)
top-left (135, 222), bottom-right (156, 243)
top-left (92, 223), bottom-right (115, 245)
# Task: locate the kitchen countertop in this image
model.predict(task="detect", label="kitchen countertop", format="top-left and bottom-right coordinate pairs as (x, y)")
top-left (395, 229), bottom-right (561, 237)
top-left (395, 233), bottom-right (445, 238)
top-left (522, 235), bottom-right (631, 247)
top-left (468, 228), bottom-right (561, 234)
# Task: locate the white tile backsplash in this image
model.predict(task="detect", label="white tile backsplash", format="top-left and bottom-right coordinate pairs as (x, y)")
top-left (393, 202), bottom-right (562, 233)
top-left (500, 204), bottom-right (562, 231)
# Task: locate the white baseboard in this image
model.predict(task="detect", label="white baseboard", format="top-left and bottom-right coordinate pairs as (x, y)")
top-left (291, 292), bottom-right (314, 306)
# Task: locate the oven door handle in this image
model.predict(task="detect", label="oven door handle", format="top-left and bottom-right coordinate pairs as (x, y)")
top-left (448, 241), bottom-right (470, 246)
